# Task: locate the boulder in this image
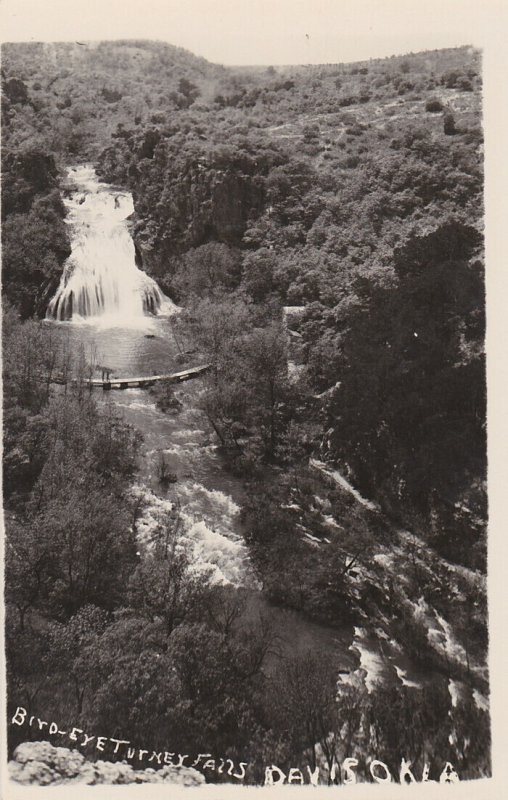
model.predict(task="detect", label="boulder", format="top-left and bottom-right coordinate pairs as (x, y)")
top-left (9, 742), bottom-right (205, 786)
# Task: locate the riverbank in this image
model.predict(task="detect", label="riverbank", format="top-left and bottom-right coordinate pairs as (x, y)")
top-left (106, 374), bottom-right (358, 671)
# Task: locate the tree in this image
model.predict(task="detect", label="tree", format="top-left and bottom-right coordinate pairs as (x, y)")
top-left (178, 295), bottom-right (250, 375)
top-left (239, 322), bottom-right (292, 461)
top-left (326, 220), bottom-right (485, 561)
top-left (240, 249), bottom-right (277, 302)
top-left (78, 584), bottom-right (272, 759)
top-left (2, 310), bottom-right (73, 497)
top-left (167, 621), bottom-right (265, 755)
top-left (5, 517), bottom-right (54, 630)
top-left (78, 615), bottom-right (183, 747)
top-left (1, 179), bottom-right (71, 317)
top-left (46, 605), bottom-right (109, 713)
top-left (444, 111), bottom-right (457, 135)
top-left (6, 615), bottom-right (54, 717)
top-left (267, 651), bottom-right (342, 773)
top-left (34, 484), bottom-right (138, 617)
top-left (366, 681), bottom-right (453, 779)
top-left (425, 98), bottom-right (443, 113)
top-left (170, 77), bottom-right (200, 109)
top-left (127, 512), bottom-right (212, 635)
top-left (173, 242), bottom-right (241, 300)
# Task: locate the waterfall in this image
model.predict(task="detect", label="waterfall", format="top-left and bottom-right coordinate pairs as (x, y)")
top-left (46, 165), bottom-right (173, 325)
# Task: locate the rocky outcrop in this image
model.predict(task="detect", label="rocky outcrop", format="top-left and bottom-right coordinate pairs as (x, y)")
top-left (8, 742), bottom-right (205, 786)
top-left (130, 157), bottom-right (266, 282)
top-left (98, 135), bottom-right (277, 288)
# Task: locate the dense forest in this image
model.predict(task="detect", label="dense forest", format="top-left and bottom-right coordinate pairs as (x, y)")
top-left (2, 40), bottom-right (489, 784)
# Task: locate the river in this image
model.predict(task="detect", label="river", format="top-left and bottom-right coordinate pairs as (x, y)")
top-left (44, 164), bottom-right (358, 674)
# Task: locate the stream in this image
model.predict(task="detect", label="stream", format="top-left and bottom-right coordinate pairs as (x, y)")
top-left (44, 164), bottom-right (357, 675)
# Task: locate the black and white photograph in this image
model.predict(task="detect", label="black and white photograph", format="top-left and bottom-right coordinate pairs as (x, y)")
top-left (1, 1), bottom-right (506, 795)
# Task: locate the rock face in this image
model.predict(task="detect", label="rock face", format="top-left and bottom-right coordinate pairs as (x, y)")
top-left (97, 139), bottom-right (275, 287)
top-left (130, 158), bottom-right (266, 281)
top-left (8, 742), bottom-right (205, 786)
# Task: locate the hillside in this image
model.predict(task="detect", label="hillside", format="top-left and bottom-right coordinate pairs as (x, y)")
top-left (1, 40), bottom-right (226, 156)
top-left (92, 43), bottom-right (484, 566)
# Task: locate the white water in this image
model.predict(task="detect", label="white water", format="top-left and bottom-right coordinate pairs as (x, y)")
top-left (46, 165), bottom-right (174, 325)
top-left (130, 483), bottom-right (252, 586)
top-left (309, 458), bottom-right (378, 511)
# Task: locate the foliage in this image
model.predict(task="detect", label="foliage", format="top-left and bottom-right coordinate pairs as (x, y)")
top-left (2, 40), bottom-right (488, 781)
top-left (172, 242), bottom-right (242, 301)
top-left (176, 296), bottom-right (300, 464)
top-left (324, 220), bottom-right (486, 567)
top-left (1, 151), bottom-right (71, 317)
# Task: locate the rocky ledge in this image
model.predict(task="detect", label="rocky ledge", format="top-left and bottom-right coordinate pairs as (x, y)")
top-left (9, 741), bottom-right (205, 786)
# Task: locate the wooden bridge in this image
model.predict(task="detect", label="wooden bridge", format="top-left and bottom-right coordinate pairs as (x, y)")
top-left (52, 364), bottom-right (212, 390)
top-left (92, 363), bottom-right (211, 390)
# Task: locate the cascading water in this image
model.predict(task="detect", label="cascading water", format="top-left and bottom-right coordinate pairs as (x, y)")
top-left (46, 165), bottom-right (173, 324)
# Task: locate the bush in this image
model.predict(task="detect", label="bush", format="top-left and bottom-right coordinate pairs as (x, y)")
top-left (425, 97), bottom-right (443, 112)
top-left (443, 112), bottom-right (457, 135)
top-left (302, 123), bottom-right (319, 142)
top-left (457, 77), bottom-right (473, 91)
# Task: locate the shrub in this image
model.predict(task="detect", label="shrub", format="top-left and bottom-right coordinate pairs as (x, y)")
top-left (425, 97), bottom-right (443, 113)
top-left (443, 112), bottom-right (457, 135)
